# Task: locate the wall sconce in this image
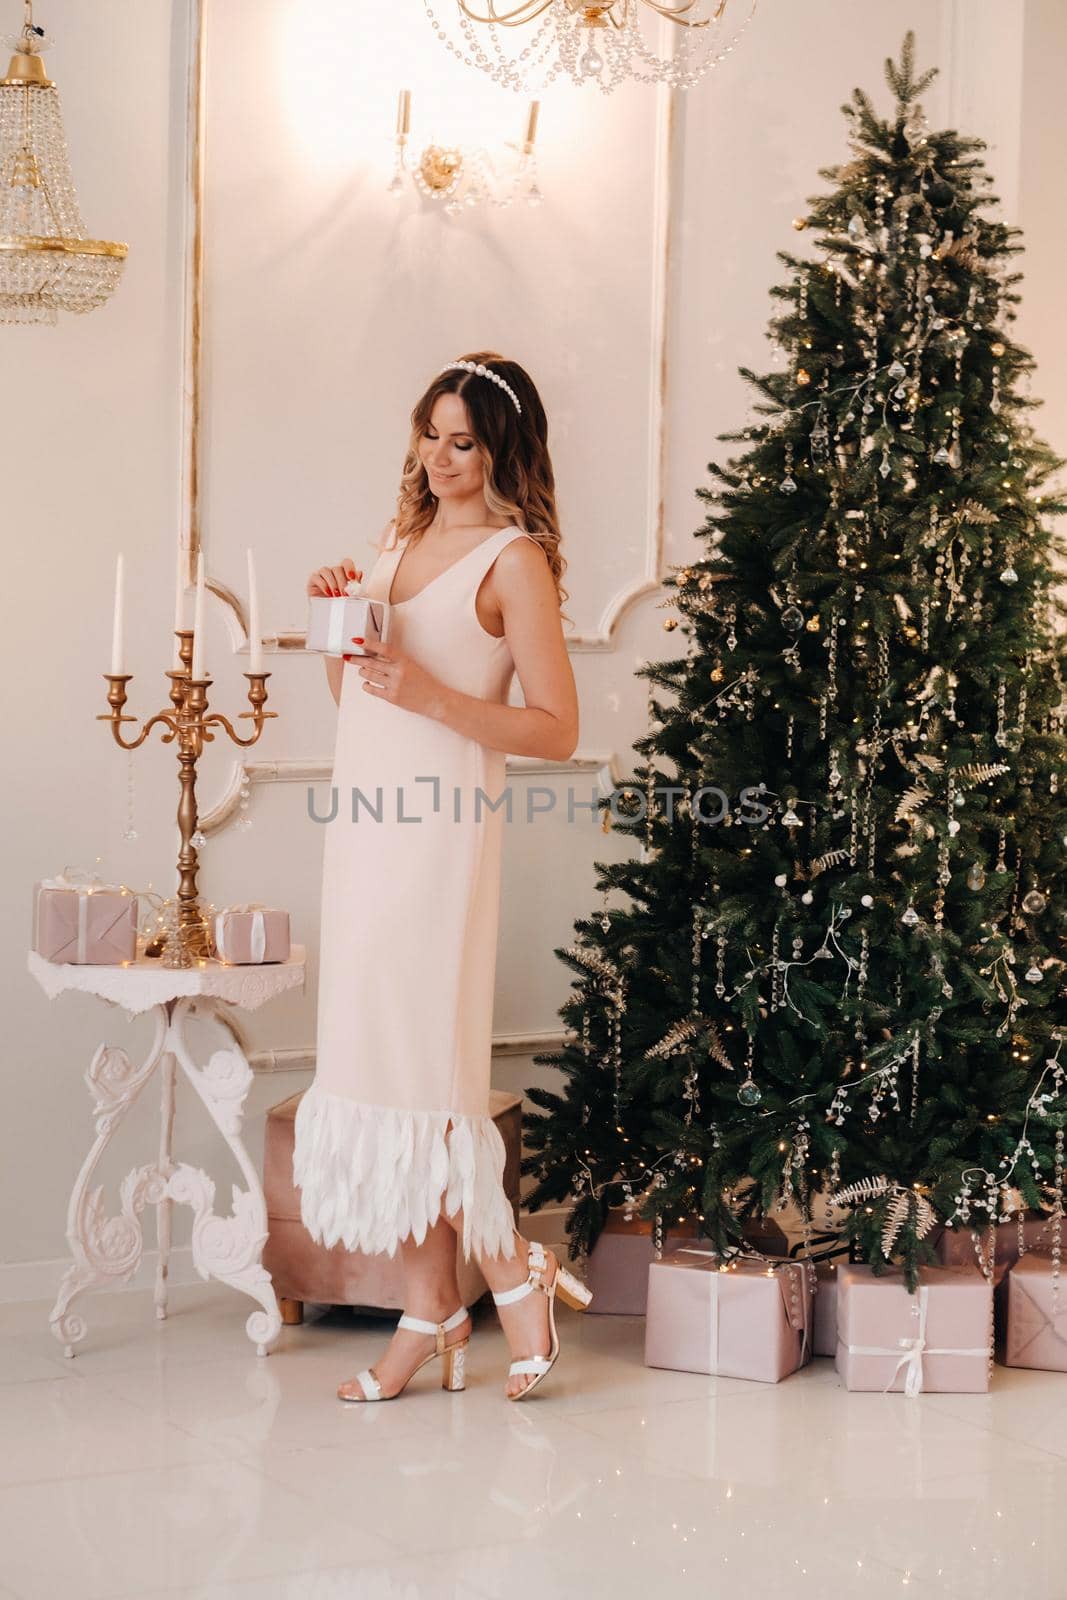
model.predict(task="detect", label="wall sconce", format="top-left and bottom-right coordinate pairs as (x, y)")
top-left (388, 89), bottom-right (542, 214)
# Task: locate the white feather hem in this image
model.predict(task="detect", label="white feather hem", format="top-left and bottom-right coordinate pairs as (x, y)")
top-left (292, 1083), bottom-right (518, 1262)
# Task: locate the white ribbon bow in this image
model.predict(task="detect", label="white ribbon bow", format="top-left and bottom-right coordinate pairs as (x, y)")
top-left (846, 1284), bottom-right (988, 1397)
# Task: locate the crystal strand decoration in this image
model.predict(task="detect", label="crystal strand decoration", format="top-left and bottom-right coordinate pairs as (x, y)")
top-left (1053, 1125), bottom-right (1064, 1316)
top-left (910, 1030), bottom-right (920, 1122)
top-left (611, 976), bottom-right (626, 1134)
top-left (122, 748), bottom-right (138, 842)
top-left (684, 906), bottom-right (703, 1126)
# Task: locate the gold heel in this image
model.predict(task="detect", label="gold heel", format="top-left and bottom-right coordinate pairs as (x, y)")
top-left (441, 1339), bottom-right (468, 1392)
top-left (555, 1266), bottom-right (594, 1311)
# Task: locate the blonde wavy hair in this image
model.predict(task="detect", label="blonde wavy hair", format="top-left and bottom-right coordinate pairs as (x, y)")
top-left (389, 350), bottom-right (570, 625)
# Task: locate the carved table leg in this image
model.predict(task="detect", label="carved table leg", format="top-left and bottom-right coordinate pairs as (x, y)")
top-left (166, 996), bottom-right (282, 1356)
top-left (154, 1048), bottom-right (177, 1321)
top-left (279, 1297), bottom-right (304, 1326)
top-left (50, 1008), bottom-right (169, 1357)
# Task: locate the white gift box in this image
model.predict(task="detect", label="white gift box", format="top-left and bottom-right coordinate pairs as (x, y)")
top-left (305, 579), bottom-right (391, 658)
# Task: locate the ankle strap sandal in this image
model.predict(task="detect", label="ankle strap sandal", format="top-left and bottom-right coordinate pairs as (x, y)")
top-left (337, 1303), bottom-right (470, 1403)
top-left (492, 1239), bottom-right (593, 1401)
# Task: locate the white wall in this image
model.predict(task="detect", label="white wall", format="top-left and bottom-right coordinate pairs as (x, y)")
top-left (3, 0), bottom-right (1065, 1291)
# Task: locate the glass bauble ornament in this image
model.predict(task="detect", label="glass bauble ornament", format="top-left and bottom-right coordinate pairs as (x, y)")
top-left (737, 1076), bottom-right (762, 1107)
top-left (901, 904), bottom-right (920, 926)
top-left (966, 862), bottom-right (986, 891)
top-left (1022, 889), bottom-right (1047, 915)
top-left (1000, 565), bottom-right (1018, 585)
top-left (781, 605), bottom-right (804, 634)
top-left (1025, 965), bottom-right (1043, 984)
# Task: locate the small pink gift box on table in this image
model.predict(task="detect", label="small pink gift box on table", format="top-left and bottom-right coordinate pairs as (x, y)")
top-left (644, 1251), bottom-right (812, 1382)
top-left (305, 579), bottom-right (391, 659)
top-left (213, 904), bottom-right (290, 965)
top-left (32, 872), bottom-right (138, 965)
top-left (1003, 1255), bottom-right (1067, 1373)
top-left (835, 1263), bottom-right (992, 1395)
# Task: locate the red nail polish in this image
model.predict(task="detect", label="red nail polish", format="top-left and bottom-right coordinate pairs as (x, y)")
top-left (352, 637), bottom-right (364, 645)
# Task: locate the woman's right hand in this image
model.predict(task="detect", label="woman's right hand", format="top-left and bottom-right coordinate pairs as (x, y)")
top-left (308, 559), bottom-right (362, 597)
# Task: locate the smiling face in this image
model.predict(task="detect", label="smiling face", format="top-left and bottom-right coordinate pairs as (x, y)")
top-left (417, 391), bottom-right (485, 503)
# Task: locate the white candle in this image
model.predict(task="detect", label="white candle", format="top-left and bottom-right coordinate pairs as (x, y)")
top-left (247, 546), bottom-right (262, 674)
top-left (173, 543), bottom-right (186, 668)
top-left (191, 550), bottom-right (205, 679)
top-left (111, 552), bottom-right (125, 674)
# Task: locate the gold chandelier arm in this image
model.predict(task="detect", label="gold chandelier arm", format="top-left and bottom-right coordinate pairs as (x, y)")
top-left (638, 0), bottom-right (715, 27)
top-left (458, 0), bottom-right (554, 25)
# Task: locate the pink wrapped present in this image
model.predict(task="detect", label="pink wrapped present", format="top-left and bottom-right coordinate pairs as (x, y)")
top-left (32, 871), bottom-right (138, 965)
top-left (835, 1263), bottom-right (991, 1395)
top-left (585, 1212), bottom-right (788, 1316)
top-left (1003, 1255), bottom-right (1067, 1373)
top-left (934, 1214), bottom-right (1056, 1285)
top-left (813, 1260), bottom-right (840, 1357)
top-left (214, 904), bottom-right (290, 964)
top-left (644, 1251), bottom-right (811, 1382)
top-left (585, 1211), bottom-right (702, 1315)
top-left (306, 579), bottom-right (391, 658)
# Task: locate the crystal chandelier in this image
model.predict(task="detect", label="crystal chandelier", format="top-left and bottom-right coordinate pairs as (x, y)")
top-left (422, 0), bottom-right (758, 95)
top-left (0, 2), bottom-right (127, 324)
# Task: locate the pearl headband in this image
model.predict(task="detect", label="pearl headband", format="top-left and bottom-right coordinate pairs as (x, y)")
top-left (441, 359), bottom-right (522, 416)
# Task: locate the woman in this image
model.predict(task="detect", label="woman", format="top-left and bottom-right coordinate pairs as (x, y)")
top-left (297, 353), bottom-right (592, 1402)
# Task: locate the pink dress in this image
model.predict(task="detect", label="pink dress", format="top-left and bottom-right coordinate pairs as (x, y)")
top-left (293, 520), bottom-right (538, 1263)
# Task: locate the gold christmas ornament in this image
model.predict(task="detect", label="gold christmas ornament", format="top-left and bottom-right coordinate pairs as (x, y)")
top-left (0, 1), bottom-right (127, 323)
top-left (796, 368), bottom-right (812, 386)
top-left (663, 616), bottom-right (678, 631)
top-left (792, 216), bottom-right (808, 230)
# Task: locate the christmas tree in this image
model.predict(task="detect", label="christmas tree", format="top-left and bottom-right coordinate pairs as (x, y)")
top-left (523, 36), bottom-right (1066, 1288)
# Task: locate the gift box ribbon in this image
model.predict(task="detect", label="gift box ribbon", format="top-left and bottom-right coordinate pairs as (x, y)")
top-left (674, 1248), bottom-right (812, 1370)
top-left (844, 1283), bottom-right (988, 1397)
top-left (215, 904), bottom-right (273, 963)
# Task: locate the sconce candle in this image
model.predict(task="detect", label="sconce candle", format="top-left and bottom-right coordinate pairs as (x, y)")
top-left (191, 551), bottom-right (206, 680)
top-left (111, 553), bottom-right (125, 675)
top-left (173, 543), bottom-right (186, 668)
top-left (397, 88), bottom-right (411, 137)
top-left (524, 100), bottom-right (540, 151)
top-left (247, 547), bottom-right (262, 674)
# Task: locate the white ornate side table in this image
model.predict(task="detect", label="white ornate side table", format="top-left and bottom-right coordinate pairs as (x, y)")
top-left (27, 945), bottom-right (306, 1358)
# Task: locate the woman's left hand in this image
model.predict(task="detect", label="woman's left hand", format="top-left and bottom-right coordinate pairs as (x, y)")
top-left (344, 638), bottom-right (446, 719)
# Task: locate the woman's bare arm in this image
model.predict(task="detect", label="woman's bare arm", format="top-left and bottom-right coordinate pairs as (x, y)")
top-left (426, 539), bottom-right (578, 761)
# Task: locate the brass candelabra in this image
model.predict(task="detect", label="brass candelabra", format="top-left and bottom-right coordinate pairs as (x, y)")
top-left (98, 630), bottom-right (276, 962)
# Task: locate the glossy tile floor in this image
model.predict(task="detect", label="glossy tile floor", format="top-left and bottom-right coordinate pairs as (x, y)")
top-left (2, 1284), bottom-right (1066, 1599)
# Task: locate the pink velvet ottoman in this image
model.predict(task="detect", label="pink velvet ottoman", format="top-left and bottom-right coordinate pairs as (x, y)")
top-left (263, 1087), bottom-right (523, 1321)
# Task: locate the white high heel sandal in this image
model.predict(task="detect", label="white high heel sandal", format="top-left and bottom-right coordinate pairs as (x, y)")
top-left (492, 1238), bottom-right (593, 1401)
top-left (336, 1305), bottom-right (470, 1402)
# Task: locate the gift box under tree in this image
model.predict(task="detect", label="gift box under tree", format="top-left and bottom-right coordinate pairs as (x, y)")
top-left (835, 1263), bottom-right (992, 1395)
top-left (1003, 1255), bottom-right (1067, 1373)
top-left (645, 1250), bottom-right (811, 1382)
